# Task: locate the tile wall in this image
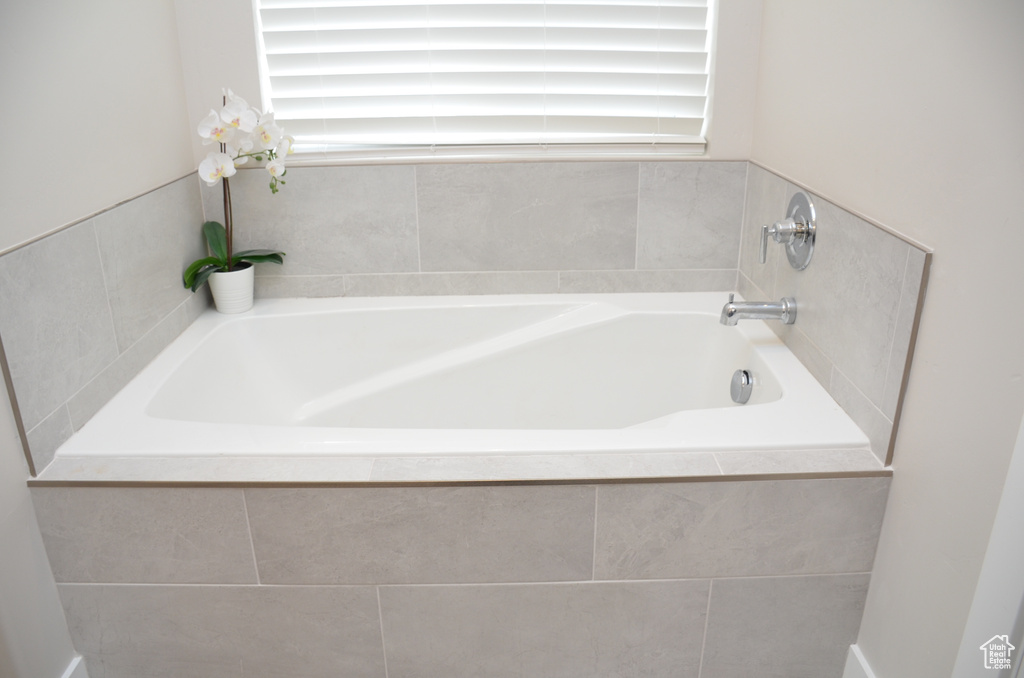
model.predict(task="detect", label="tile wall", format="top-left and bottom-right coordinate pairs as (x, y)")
top-left (31, 476), bottom-right (890, 678)
top-left (738, 164), bottom-right (929, 462)
top-left (0, 160), bottom-right (927, 469)
top-left (207, 161), bottom-right (746, 297)
top-left (0, 176), bottom-right (211, 473)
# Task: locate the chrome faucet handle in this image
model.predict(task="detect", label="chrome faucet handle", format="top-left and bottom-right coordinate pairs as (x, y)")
top-left (758, 192), bottom-right (817, 270)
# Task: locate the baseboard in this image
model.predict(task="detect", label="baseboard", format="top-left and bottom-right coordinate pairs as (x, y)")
top-left (60, 655), bottom-right (89, 678)
top-left (843, 644), bottom-right (878, 678)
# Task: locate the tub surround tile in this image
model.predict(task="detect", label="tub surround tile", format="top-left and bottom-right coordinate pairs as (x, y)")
top-left (738, 164), bottom-right (788, 298)
top-left (32, 487), bottom-right (258, 584)
top-left (255, 274), bottom-right (348, 298)
top-left (637, 161), bottom-right (747, 270)
top-left (881, 247), bottom-right (928, 419)
top-left (67, 301), bottom-right (189, 430)
top-left (557, 268), bottom-right (737, 293)
top-left (829, 368), bottom-right (895, 464)
top-left (25, 405), bottom-right (74, 475)
top-left (369, 451), bottom-right (723, 482)
top-left (245, 485), bottom-right (596, 584)
top-left (59, 584), bottom-right (385, 678)
top-left (378, 580), bottom-right (710, 678)
top-left (345, 271), bottom-right (560, 297)
top-left (33, 455), bottom-right (378, 484)
top-left (0, 221), bottom-right (119, 431)
top-left (213, 165), bottom-right (420, 276)
top-left (700, 574), bottom-right (871, 678)
top-left (713, 448), bottom-right (884, 475)
top-left (94, 176), bottom-right (206, 351)
top-left (774, 322), bottom-right (834, 392)
top-left (737, 166), bottom-right (929, 464)
top-left (417, 162), bottom-right (639, 272)
top-left (772, 194), bottom-right (911, 407)
top-left (31, 452), bottom-right (889, 485)
top-left (593, 478), bottom-right (890, 580)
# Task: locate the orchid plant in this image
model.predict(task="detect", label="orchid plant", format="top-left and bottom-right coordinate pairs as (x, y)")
top-left (183, 89), bottom-right (291, 292)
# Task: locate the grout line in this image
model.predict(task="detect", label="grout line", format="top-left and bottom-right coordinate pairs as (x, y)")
top-left (377, 587), bottom-right (391, 678)
top-left (735, 162), bottom-right (750, 271)
top-left (413, 165), bottom-right (423, 273)
top-left (241, 490), bottom-right (262, 585)
top-left (634, 163), bottom-right (641, 270)
top-left (52, 571), bottom-right (876, 588)
top-left (696, 579), bottom-right (713, 678)
top-left (591, 486), bottom-right (600, 581)
top-left (90, 220), bottom-right (123, 355)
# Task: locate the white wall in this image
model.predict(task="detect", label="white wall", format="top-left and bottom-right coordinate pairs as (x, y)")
top-left (0, 386), bottom-right (77, 678)
top-left (953, 410), bottom-right (1024, 676)
top-left (0, 0), bottom-right (194, 254)
top-left (750, 2), bottom-right (1024, 676)
top-left (0, 1), bottom-right (195, 675)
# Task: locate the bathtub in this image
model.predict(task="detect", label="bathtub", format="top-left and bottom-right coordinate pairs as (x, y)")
top-left (54, 292), bottom-right (869, 461)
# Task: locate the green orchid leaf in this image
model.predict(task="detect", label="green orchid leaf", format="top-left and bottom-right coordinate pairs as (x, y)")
top-left (202, 221), bottom-right (228, 262)
top-left (189, 265), bottom-right (219, 293)
top-left (183, 256), bottom-right (226, 289)
top-left (232, 249), bottom-right (286, 267)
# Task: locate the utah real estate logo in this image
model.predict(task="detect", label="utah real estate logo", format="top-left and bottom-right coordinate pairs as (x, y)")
top-left (980, 635), bottom-right (1015, 670)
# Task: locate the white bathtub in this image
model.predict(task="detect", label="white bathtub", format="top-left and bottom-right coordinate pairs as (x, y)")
top-left (56, 293), bottom-right (868, 458)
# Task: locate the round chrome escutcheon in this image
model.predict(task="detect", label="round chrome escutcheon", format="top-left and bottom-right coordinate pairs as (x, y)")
top-left (731, 369), bottom-right (753, 404)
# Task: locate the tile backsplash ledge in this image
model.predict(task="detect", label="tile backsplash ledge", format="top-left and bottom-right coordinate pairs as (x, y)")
top-left (0, 161), bottom-right (927, 471)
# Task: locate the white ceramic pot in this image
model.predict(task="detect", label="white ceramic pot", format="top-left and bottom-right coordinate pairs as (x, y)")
top-left (208, 263), bottom-right (254, 314)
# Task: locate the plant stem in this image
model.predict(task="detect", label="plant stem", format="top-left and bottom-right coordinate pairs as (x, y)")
top-left (223, 176), bottom-right (233, 270)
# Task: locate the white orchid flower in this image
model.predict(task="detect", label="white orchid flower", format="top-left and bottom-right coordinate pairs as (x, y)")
top-left (198, 152), bottom-right (237, 186)
top-left (228, 134), bottom-right (256, 165)
top-left (267, 159), bottom-right (286, 178)
top-left (198, 109), bottom-right (234, 145)
top-left (220, 90), bottom-right (258, 133)
top-left (254, 112), bottom-right (284, 150)
top-left (275, 135), bottom-right (295, 157)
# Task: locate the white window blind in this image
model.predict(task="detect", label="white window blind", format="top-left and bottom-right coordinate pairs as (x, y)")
top-left (256, 0), bottom-right (712, 157)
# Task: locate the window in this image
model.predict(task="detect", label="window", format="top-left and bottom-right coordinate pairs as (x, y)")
top-left (256, 0), bottom-right (714, 160)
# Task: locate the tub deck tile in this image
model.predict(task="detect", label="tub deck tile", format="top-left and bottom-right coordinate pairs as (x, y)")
top-left (30, 448), bottom-right (884, 485)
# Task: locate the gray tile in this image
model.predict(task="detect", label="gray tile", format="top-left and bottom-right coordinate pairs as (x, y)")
top-left (59, 584), bottom-right (384, 678)
top-left (773, 193), bottom-right (911, 406)
top-left (31, 488), bottom-right (258, 584)
top-left (417, 162), bottom-right (638, 271)
top-left (94, 177), bottom-right (205, 350)
top-left (881, 246), bottom-right (928, 419)
top-left (713, 448), bottom-right (884, 475)
top-left (255, 274), bottom-right (347, 298)
top-left (829, 367), bottom-right (894, 464)
top-left (24, 405), bottom-right (73, 474)
top-left (37, 455), bottom-right (375, 484)
top-left (213, 165), bottom-right (420, 275)
top-left (369, 452), bottom-right (722, 482)
top-left (345, 271), bottom-right (559, 296)
top-left (738, 164), bottom-right (788, 298)
top-left (245, 485), bottom-right (596, 584)
top-left (0, 222), bottom-right (119, 430)
top-left (379, 580), bottom-right (710, 678)
top-left (593, 478), bottom-right (890, 580)
top-left (637, 161), bottom-right (746, 269)
top-left (773, 323), bottom-right (834, 390)
top-left (701, 574), bottom-right (870, 678)
top-left (557, 268), bottom-right (736, 293)
top-left (67, 302), bottom-right (189, 430)
top-left (184, 284), bottom-right (213, 323)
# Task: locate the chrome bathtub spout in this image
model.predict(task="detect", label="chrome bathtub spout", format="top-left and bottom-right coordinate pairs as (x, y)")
top-left (720, 294), bottom-right (796, 326)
